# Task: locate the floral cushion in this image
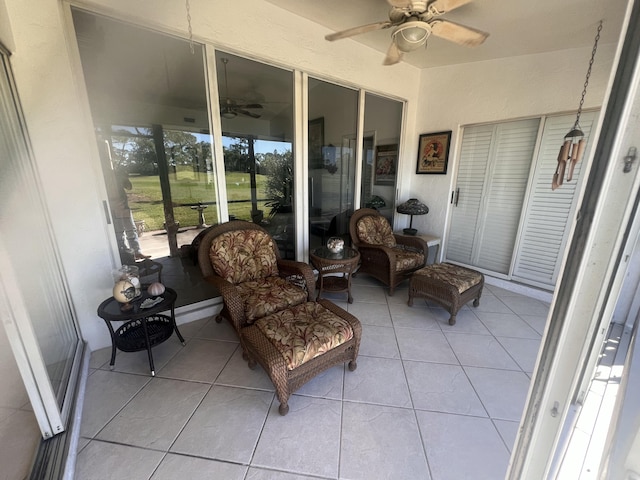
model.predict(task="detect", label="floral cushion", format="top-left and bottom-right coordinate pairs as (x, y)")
top-left (413, 263), bottom-right (483, 293)
top-left (209, 230), bottom-right (278, 284)
top-left (255, 302), bottom-right (353, 370)
top-left (237, 276), bottom-right (308, 322)
top-left (394, 248), bottom-right (425, 272)
top-left (356, 216), bottom-right (396, 247)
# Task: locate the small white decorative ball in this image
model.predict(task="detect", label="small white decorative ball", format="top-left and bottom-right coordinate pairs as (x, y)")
top-left (147, 282), bottom-right (166, 296)
top-left (113, 280), bottom-right (136, 303)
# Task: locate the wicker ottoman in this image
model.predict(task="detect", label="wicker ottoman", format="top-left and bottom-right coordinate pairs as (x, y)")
top-left (408, 263), bottom-right (484, 325)
top-left (241, 299), bottom-right (361, 415)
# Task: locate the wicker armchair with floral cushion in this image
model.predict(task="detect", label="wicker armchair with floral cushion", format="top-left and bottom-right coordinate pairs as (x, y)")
top-left (198, 220), bottom-right (361, 415)
top-left (349, 208), bottom-right (427, 295)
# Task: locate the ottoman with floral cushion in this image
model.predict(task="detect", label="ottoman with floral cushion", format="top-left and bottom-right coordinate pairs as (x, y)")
top-left (242, 299), bottom-right (361, 415)
top-left (408, 263), bottom-right (484, 325)
top-left (198, 220), bottom-right (361, 415)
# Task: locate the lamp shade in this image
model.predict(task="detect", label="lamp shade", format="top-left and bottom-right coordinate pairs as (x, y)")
top-left (396, 198), bottom-right (429, 216)
top-left (365, 195), bottom-right (386, 209)
top-left (396, 198), bottom-right (428, 235)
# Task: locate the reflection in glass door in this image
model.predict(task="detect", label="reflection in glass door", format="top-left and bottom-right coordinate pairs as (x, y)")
top-left (361, 92), bottom-right (403, 223)
top-left (73, 9), bottom-right (218, 307)
top-left (308, 78), bottom-right (358, 249)
top-left (216, 52), bottom-right (295, 258)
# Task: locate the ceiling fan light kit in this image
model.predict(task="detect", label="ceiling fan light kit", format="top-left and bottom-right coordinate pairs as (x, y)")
top-left (324, 0), bottom-right (489, 65)
top-left (393, 20), bottom-right (431, 52)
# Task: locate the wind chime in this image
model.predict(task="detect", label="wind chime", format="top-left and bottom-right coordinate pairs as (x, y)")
top-left (552, 20), bottom-right (603, 190)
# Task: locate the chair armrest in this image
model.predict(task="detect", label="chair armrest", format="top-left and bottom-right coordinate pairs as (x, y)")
top-left (277, 259), bottom-right (316, 301)
top-left (356, 244), bottom-right (395, 266)
top-left (203, 274), bottom-right (246, 331)
top-left (394, 235), bottom-right (428, 257)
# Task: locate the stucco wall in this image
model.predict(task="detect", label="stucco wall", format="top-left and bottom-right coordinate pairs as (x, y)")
top-left (407, 44), bottom-right (618, 253)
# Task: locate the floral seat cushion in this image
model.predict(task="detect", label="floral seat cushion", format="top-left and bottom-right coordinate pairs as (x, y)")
top-left (255, 302), bottom-right (354, 371)
top-left (413, 263), bottom-right (483, 293)
top-left (209, 230), bottom-right (278, 284)
top-left (356, 216), bottom-right (396, 248)
top-left (237, 276), bottom-right (308, 322)
top-left (394, 248), bottom-right (425, 272)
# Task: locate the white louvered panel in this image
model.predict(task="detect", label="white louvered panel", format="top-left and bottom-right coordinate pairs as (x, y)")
top-left (475, 118), bottom-right (540, 273)
top-left (513, 111), bottom-right (598, 287)
top-left (447, 125), bottom-right (493, 264)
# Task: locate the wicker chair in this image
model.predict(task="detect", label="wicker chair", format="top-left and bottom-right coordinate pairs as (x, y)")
top-left (198, 220), bottom-right (361, 415)
top-left (349, 208), bottom-right (427, 295)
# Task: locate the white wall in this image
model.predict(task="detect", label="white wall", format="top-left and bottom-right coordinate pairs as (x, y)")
top-left (2, 0), bottom-right (421, 350)
top-left (407, 44), bottom-right (618, 251)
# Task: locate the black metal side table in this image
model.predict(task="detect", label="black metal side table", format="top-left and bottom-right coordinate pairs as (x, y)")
top-left (97, 287), bottom-right (185, 376)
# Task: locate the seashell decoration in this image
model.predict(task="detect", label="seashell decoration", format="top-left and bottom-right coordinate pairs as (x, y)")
top-left (326, 236), bottom-right (345, 254)
top-left (147, 282), bottom-right (166, 296)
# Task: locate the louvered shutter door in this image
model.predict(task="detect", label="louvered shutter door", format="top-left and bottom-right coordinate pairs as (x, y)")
top-left (447, 124), bottom-right (493, 264)
top-left (513, 111), bottom-right (598, 287)
top-left (475, 119), bottom-right (540, 273)
top-left (448, 119), bottom-right (540, 274)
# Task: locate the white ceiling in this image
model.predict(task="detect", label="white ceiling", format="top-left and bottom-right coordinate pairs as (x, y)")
top-left (264, 0), bottom-right (628, 69)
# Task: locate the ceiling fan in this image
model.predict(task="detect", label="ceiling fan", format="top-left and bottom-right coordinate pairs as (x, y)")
top-left (325, 0), bottom-right (489, 65)
top-left (219, 58), bottom-right (263, 119)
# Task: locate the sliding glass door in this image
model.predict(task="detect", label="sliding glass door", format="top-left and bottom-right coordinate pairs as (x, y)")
top-left (0, 48), bottom-right (83, 443)
top-left (308, 78), bottom-right (358, 249)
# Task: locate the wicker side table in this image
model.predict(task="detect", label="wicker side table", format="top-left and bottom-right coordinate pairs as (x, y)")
top-left (310, 246), bottom-right (360, 303)
top-left (97, 286), bottom-right (185, 376)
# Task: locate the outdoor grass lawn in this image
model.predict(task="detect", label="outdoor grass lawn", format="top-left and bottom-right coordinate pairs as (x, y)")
top-left (128, 169), bottom-right (268, 231)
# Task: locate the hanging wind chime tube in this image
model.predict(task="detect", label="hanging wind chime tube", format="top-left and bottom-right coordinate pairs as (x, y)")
top-left (552, 20), bottom-right (603, 191)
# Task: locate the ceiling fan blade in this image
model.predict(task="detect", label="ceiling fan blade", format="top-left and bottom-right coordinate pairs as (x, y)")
top-left (429, 0), bottom-right (473, 13)
top-left (235, 103), bottom-right (263, 109)
top-left (430, 19), bottom-right (489, 47)
top-left (386, 0), bottom-right (412, 7)
top-left (237, 109), bottom-right (261, 119)
top-left (325, 21), bottom-right (392, 41)
top-left (383, 41), bottom-right (404, 65)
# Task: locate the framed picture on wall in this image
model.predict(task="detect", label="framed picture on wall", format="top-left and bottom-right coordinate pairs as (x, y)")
top-left (374, 144), bottom-right (398, 185)
top-left (416, 131), bottom-right (451, 174)
top-left (308, 117), bottom-right (324, 169)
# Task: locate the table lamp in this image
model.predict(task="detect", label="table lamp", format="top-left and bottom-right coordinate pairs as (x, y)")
top-left (396, 198), bottom-right (429, 235)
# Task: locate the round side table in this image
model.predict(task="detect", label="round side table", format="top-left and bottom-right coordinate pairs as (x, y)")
top-left (310, 246), bottom-right (360, 303)
top-left (97, 286), bottom-right (185, 376)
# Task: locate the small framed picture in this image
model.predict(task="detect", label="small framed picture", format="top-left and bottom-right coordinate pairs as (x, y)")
top-left (416, 131), bottom-right (451, 174)
top-left (374, 144), bottom-right (397, 185)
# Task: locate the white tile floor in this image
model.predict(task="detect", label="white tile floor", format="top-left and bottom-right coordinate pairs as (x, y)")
top-left (76, 276), bottom-right (550, 480)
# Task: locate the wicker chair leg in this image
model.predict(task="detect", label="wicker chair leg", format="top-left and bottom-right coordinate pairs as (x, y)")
top-left (348, 360), bottom-right (357, 371)
top-left (247, 356), bottom-right (257, 369)
top-left (215, 314), bottom-right (223, 324)
top-left (449, 313), bottom-right (457, 326)
top-left (473, 297), bottom-right (480, 307)
top-left (279, 402), bottom-right (290, 416)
